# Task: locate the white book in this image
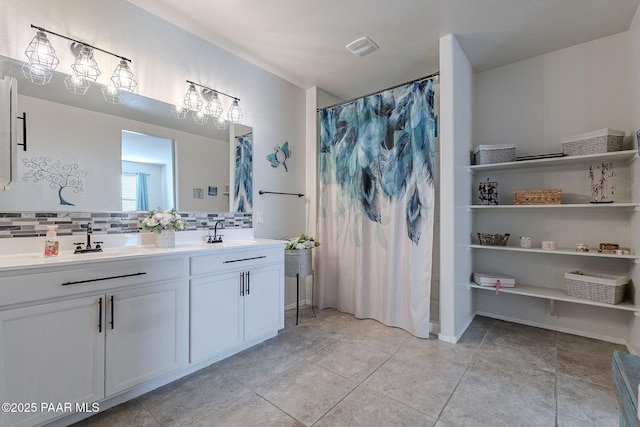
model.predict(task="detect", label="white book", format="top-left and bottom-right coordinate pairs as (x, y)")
top-left (473, 272), bottom-right (515, 287)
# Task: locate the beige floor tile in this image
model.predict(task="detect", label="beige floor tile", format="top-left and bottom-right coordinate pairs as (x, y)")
top-left (138, 364), bottom-right (246, 425)
top-left (186, 390), bottom-right (304, 427)
top-left (307, 338), bottom-right (391, 382)
top-left (344, 318), bottom-right (413, 354)
top-left (254, 362), bottom-right (356, 426)
top-left (397, 329), bottom-right (483, 365)
top-left (556, 348), bottom-right (615, 388)
top-left (74, 399), bottom-right (159, 427)
top-left (438, 376), bottom-right (556, 427)
top-left (557, 332), bottom-right (627, 355)
top-left (475, 338), bottom-right (556, 373)
top-left (556, 374), bottom-right (619, 427)
top-left (557, 412), bottom-right (608, 427)
top-left (465, 353), bottom-right (556, 409)
top-left (362, 352), bottom-right (466, 417)
top-left (268, 323), bottom-right (345, 358)
top-left (315, 386), bottom-right (436, 427)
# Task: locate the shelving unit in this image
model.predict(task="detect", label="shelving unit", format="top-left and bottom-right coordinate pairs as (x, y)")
top-left (470, 244), bottom-right (640, 262)
top-left (469, 283), bottom-right (638, 314)
top-left (470, 149), bottom-right (638, 314)
top-left (469, 150), bottom-right (638, 174)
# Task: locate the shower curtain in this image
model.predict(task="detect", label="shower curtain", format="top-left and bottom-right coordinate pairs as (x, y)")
top-left (317, 79), bottom-right (436, 338)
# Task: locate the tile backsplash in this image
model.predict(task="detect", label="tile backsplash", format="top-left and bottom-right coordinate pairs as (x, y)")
top-left (0, 211), bottom-right (252, 238)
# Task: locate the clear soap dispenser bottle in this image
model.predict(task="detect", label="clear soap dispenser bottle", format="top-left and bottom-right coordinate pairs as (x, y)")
top-left (44, 225), bottom-right (59, 257)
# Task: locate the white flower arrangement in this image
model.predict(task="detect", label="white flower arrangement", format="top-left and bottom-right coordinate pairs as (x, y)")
top-left (140, 208), bottom-right (188, 234)
top-left (284, 233), bottom-right (320, 250)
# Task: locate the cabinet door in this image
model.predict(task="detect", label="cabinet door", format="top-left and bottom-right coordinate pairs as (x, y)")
top-left (190, 272), bottom-right (243, 363)
top-left (105, 281), bottom-right (188, 396)
top-left (0, 296), bottom-right (105, 427)
top-left (244, 264), bottom-right (284, 341)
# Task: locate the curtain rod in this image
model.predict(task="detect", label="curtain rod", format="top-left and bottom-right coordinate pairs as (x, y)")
top-left (258, 190), bottom-right (305, 198)
top-left (317, 71), bottom-right (439, 112)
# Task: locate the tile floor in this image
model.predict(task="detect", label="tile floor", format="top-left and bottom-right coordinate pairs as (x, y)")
top-left (74, 308), bottom-right (625, 427)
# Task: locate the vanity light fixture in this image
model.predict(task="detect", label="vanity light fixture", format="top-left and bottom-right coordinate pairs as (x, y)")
top-left (70, 43), bottom-right (100, 82)
top-left (178, 80), bottom-right (244, 125)
top-left (23, 28), bottom-right (59, 85)
top-left (227, 99), bottom-right (244, 124)
top-left (24, 25), bottom-right (137, 98)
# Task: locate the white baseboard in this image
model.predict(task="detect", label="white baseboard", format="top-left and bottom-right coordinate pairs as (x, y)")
top-left (285, 299), bottom-right (311, 310)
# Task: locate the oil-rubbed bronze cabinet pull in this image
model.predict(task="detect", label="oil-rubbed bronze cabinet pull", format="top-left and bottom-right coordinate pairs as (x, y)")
top-left (223, 256), bottom-right (266, 264)
top-left (61, 272), bottom-right (147, 286)
top-left (98, 297), bottom-right (102, 333)
top-left (240, 272), bottom-right (245, 296)
top-left (110, 295), bottom-right (114, 330)
top-left (246, 271), bottom-right (250, 295)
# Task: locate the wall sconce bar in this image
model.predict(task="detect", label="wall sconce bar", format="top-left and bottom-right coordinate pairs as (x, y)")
top-left (30, 25), bottom-right (132, 62)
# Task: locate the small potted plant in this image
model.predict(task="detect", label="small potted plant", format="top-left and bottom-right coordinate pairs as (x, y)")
top-left (140, 208), bottom-right (188, 248)
top-left (284, 233), bottom-right (320, 277)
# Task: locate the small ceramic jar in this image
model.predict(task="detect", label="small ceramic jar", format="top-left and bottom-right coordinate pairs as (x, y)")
top-left (541, 240), bottom-right (556, 250)
top-left (575, 243), bottom-right (589, 252)
top-left (520, 236), bottom-right (532, 249)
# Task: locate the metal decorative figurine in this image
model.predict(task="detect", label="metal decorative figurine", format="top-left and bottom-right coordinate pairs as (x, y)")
top-left (478, 177), bottom-right (499, 205)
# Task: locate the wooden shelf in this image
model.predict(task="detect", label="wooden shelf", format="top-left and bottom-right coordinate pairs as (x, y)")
top-left (469, 150), bottom-right (638, 174)
top-left (469, 244), bottom-right (640, 261)
top-left (469, 283), bottom-right (638, 314)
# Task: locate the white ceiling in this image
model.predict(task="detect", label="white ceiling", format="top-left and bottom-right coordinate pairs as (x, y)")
top-left (131, 0), bottom-right (639, 101)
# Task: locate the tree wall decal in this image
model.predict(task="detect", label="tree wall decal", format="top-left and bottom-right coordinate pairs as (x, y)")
top-left (23, 157), bottom-right (87, 206)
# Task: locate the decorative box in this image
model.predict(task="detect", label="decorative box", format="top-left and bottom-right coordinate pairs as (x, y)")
top-left (561, 128), bottom-right (625, 156)
top-left (473, 272), bottom-right (515, 288)
top-left (565, 270), bottom-right (629, 305)
top-left (513, 189), bottom-right (561, 205)
top-left (473, 144), bottom-right (516, 165)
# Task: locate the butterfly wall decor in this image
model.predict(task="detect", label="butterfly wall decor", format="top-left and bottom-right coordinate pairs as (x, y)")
top-left (266, 141), bottom-right (291, 172)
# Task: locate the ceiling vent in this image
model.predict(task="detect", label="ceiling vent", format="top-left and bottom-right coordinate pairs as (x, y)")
top-left (346, 36), bottom-right (379, 57)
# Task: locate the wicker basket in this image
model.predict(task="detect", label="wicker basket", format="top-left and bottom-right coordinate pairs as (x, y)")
top-left (561, 128), bottom-right (624, 156)
top-left (513, 189), bottom-right (561, 205)
top-left (565, 271), bottom-right (629, 305)
top-left (477, 233), bottom-right (510, 246)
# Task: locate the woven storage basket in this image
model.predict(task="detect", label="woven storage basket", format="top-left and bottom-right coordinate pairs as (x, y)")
top-left (561, 128), bottom-right (624, 156)
top-left (565, 271), bottom-right (629, 305)
top-left (513, 189), bottom-right (561, 205)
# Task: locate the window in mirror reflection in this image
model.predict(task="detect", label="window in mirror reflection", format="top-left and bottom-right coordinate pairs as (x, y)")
top-left (121, 130), bottom-right (175, 211)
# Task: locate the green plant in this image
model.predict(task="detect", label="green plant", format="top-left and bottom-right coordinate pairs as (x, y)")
top-left (284, 233), bottom-right (320, 250)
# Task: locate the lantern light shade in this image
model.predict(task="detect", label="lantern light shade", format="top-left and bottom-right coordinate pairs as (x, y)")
top-left (71, 44), bottom-right (100, 81)
top-left (102, 85), bottom-right (122, 104)
top-left (227, 99), bottom-right (244, 123)
top-left (170, 105), bottom-right (187, 119)
top-left (22, 62), bottom-right (53, 85)
top-left (64, 75), bottom-right (90, 95)
top-left (192, 110), bottom-right (209, 125)
top-left (214, 117), bottom-right (229, 130)
top-left (24, 30), bottom-right (59, 70)
top-left (204, 91), bottom-right (224, 118)
top-left (111, 60), bottom-right (137, 92)
top-left (184, 84), bottom-right (203, 111)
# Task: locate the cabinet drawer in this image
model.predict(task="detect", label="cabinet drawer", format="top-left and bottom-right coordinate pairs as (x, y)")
top-left (190, 247), bottom-right (283, 276)
top-left (0, 257), bottom-right (186, 308)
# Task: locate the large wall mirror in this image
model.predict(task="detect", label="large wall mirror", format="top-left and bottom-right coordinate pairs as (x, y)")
top-left (0, 55), bottom-right (252, 213)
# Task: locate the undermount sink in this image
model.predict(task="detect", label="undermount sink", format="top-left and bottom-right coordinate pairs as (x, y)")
top-left (205, 239), bottom-right (259, 248)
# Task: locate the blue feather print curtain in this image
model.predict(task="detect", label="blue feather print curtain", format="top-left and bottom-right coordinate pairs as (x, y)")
top-left (317, 79), bottom-right (436, 338)
top-left (234, 132), bottom-right (253, 212)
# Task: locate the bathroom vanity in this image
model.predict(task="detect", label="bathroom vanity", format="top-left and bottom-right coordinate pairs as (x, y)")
top-left (0, 238), bottom-right (284, 427)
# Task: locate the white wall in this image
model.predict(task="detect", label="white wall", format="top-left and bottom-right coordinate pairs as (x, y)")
top-left (0, 0), bottom-right (306, 240)
top-left (439, 34), bottom-right (474, 342)
top-left (472, 29), bottom-right (635, 343)
top-left (626, 4), bottom-right (640, 353)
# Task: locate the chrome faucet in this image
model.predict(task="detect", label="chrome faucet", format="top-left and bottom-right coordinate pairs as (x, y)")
top-left (74, 222), bottom-right (103, 254)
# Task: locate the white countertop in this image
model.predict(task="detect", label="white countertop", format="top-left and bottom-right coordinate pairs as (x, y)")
top-left (0, 235), bottom-right (285, 273)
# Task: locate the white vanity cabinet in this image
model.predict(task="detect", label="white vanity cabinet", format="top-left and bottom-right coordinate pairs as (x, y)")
top-left (189, 246), bottom-right (284, 363)
top-left (0, 295), bottom-right (105, 427)
top-left (0, 256), bottom-right (188, 427)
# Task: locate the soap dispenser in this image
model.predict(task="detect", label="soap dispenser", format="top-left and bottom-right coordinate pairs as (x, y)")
top-left (44, 225), bottom-right (59, 257)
